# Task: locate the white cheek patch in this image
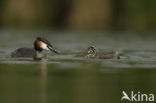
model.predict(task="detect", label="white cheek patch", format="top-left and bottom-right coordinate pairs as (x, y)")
top-left (40, 42), bottom-right (49, 50)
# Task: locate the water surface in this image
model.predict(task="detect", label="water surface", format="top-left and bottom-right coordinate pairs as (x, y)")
top-left (0, 30), bottom-right (156, 103)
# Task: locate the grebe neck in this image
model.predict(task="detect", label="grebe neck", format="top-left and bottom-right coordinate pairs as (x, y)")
top-left (34, 51), bottom-right (45, 60)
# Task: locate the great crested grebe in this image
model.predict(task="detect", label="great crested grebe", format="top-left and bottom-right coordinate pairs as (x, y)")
top-left (86, 46), bottom-right (120, 59)
top-left (11, 37), bottom-right (60, 60)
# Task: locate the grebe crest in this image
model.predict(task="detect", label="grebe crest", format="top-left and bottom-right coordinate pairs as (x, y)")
top-left (11, 37), bottom-right (60, 60)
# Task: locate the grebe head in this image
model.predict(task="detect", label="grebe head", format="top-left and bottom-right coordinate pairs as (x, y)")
top-left (34, 37), bottom-right (60, 54)
top-left (86, 46), bottom-right (97, 54)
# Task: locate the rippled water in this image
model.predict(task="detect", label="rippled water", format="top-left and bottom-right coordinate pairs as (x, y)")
top-left (0, 29), bottom-right (156, 103)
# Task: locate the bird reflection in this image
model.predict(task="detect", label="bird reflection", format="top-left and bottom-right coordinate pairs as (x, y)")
top-left (39, 59), bottom-right (47, 103)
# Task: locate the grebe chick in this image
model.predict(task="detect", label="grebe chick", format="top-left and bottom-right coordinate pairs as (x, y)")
top-left (11, 37), bottom-right (60, 60)
top-left (86, 46), bottom-right (120, 59)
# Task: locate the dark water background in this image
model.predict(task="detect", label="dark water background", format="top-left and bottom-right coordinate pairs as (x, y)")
top-left (0, 30), bottom-right (156, 103)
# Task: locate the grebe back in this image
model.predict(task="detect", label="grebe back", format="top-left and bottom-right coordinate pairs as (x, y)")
top-left (11, 37), bottom-right (60, 60)
top-left (86, 46), bottom-right (120, 59)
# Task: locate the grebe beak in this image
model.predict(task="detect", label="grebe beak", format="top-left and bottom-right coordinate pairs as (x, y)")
top-left (36, 37), bottom-right (60, 54)
top-left (47, 45), bottom-right (60, 54)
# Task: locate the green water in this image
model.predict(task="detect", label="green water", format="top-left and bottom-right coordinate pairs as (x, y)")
top-left (0, 30), bottom-right (156, 103)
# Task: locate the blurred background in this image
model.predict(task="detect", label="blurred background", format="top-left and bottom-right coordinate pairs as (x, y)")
top-left (0, 0), bottom-right (155, 30)
top-left (0, 1), bottom-right (156, 103)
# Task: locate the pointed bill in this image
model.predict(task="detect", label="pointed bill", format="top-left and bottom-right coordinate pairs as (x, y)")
top-left (47, 46), bottom-right (60, 54)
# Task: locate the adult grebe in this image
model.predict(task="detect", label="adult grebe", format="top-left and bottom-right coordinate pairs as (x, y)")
top-left (86, 46), bottom-right (120, 59)
top-left (11, 37), bottom-right (60, 60)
